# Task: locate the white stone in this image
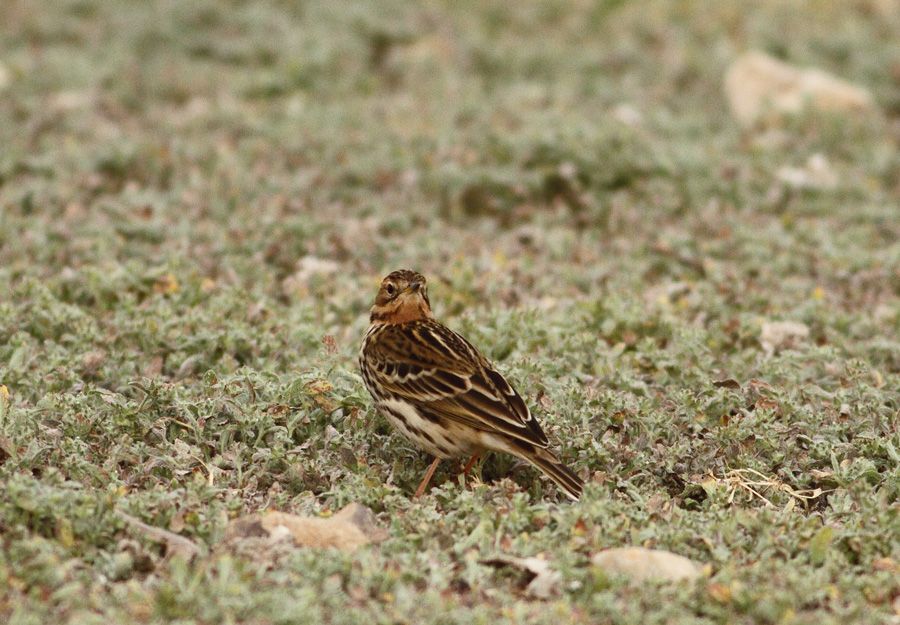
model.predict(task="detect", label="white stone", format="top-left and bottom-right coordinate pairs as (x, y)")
top-left (0, 62), bottom-right (10, 91)
top-left (592, 547), bottom-right (702, 583)
top-left (760, 320), bottom-right (810, 355)
top-left (776, 153), bottom-right (838, 190)
top-left (725, 51), bottom-right (876, 127)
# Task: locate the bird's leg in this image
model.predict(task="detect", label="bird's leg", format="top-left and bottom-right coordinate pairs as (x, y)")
top-left (414, 457), bottom-right (441, 498)
top-left (457, 453), bottom-right (482, 489)
top-left (461, 453), bottom-right (480, 476)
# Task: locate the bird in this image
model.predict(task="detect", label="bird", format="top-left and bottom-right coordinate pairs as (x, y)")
top-left (359, 269), bottom-right (583, 501)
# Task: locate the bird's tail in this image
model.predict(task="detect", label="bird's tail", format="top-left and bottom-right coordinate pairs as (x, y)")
top-left (520, 447), bottom-right (584, 501)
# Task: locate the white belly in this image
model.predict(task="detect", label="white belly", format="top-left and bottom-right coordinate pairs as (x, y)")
top-left (376, 398), bottom-right (476, 459)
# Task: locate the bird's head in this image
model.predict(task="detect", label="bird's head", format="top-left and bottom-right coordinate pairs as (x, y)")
top-left (369, 269), bottom-right (432, 323)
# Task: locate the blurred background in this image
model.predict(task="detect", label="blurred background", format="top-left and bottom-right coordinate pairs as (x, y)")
top-left (1, 0), bottom-right (897, 333)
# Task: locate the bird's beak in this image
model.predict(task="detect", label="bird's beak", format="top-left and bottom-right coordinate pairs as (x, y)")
top-left (407, 280), bottom-right (424, 293)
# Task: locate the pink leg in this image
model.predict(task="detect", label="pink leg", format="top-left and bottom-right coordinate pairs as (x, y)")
top-left (461, 453), bottom-right (481, 476)
top-left (414, 457), bottom-right (441, 498)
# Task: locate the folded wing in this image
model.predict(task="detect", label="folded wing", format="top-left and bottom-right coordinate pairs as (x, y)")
top-left (365, 320), bottom-right (550, 449)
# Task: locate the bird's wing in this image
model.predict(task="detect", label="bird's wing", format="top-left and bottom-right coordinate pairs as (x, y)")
top-left (365, 320), bottom-right (550, 448)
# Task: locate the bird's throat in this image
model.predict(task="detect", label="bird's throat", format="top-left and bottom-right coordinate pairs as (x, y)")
top-left (370, 296), bottom-right (432, 324)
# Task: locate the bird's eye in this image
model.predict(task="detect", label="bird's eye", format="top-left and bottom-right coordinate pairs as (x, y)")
top-left (385, 283), bottom-right (396, 296)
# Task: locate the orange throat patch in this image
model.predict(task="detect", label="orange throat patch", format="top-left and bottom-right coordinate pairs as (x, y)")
top-left (370, 295), bottom-right (432, 324)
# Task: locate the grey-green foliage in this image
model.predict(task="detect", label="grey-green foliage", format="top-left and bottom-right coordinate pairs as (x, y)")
top-left (0, 0), bottom-right (898, 623)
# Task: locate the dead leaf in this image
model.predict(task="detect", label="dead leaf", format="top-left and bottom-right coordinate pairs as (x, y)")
top-left (572, 517), bottom-right (588, 536)
top-left (247, 301), bottom-right (267, 322)
top-left (168, 508), bottom-right (186, 533)
top-left (537, 390), bottom-right (553, 411)
top-left (480, 555), bottom-right (561, 599)
top-left (754, 398), bottom-right (782, 415)
top-left (0, 386), bottom-right (9, 424)
top-left (81, 350), bottom-right (107, 375)
top-left (0, 435), bottom-right (15, 465)
top-left (747, 378), bottom-right (775, 393)
top-left (307, 378), bottom-right (336, 411)
top-left (707, 582), bottom-right (733, 603)
top-left (143, 356), bottom-right (164, 378)
top-left (307, 379), bottom-right (334, 395)
top-left (154, 273), bottom-right (180, 295)
top-left (873, 557), bottom-right (897, 573)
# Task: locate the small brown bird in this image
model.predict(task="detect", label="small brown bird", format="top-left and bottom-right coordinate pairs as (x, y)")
top-left (359, 269), bottom-right (583, 500)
